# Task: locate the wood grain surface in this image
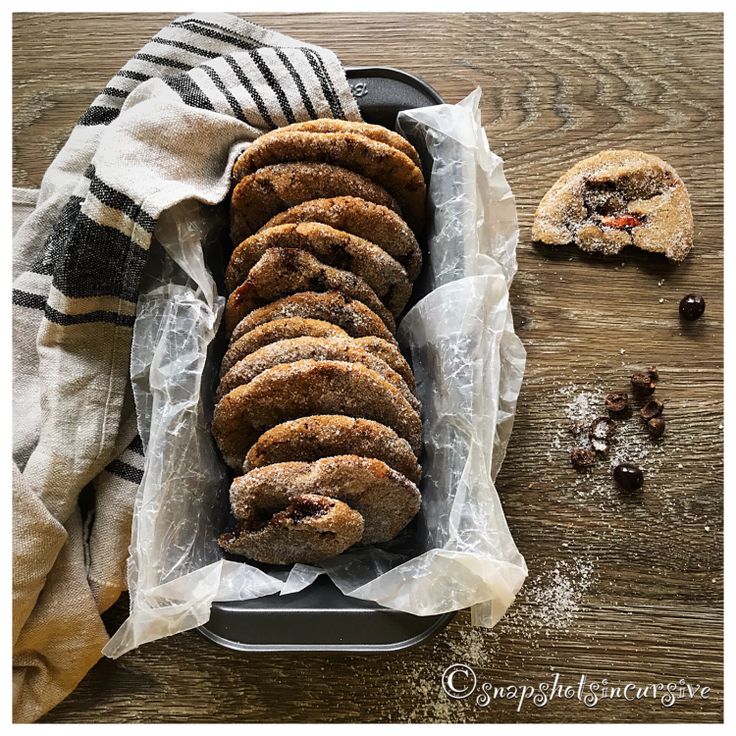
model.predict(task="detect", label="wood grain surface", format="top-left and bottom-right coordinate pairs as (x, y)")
top-left (13, 12), bottom-right (723, 724)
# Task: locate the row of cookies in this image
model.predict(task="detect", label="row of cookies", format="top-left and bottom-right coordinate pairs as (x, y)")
top-left (212, 119), bottom-right (427, 565)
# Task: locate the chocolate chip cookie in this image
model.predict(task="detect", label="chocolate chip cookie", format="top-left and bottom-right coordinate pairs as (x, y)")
top-left (219, 493), bottom-right (364, 565)
top-left (228, 456), bottom-right (421, 545)
top-left (227, 223), bottom-right (411, 316)
top-left (262, 196), bottom-right (423, 281)
top-left (231, 162), bottom-right (399, 243)
top-left (224, 248), bottom-right (395, 335)
top-left (232, 131), bottom-right (426, 233)
top-left (229, 291), bottom-right (397, 346)
top-left (244, 415), bottom-right (421, 483)
top-left (212, 359), bottom-right (423, 470)
top-left (532, 149), bottom-right (693, 261)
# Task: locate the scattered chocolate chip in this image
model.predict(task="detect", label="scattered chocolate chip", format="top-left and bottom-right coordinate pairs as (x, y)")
top-left (567, 419), bottom-right (588, 438)
top-left (605, 391), bottom-right (630, 417)
top-left (640, 398), bottom-right (664, 421)
top-left (590, 416), bottom-right (616, 454)
top-left (613, 463), bottom-right (644, 491)
top-left (646, 416), bottom-right (666, 439)
top-left (679, 293), bottom-right (705, 321)
top-left (591, 416), bottom-right (617, 441)
top-left (630, 368), bottom-right (658, 395)
top-left (570, 447), bottom-right (596, 470)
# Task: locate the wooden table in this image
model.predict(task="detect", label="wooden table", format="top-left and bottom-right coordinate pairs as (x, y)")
top-left (13, 12), bottom-right (723, 724)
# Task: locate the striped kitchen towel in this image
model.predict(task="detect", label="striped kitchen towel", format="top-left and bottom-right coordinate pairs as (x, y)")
top-left (12, 13), bottom-right (361, 723)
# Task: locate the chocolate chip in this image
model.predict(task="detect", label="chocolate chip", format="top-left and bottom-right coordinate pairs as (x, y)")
top-left (570, 447), bottom-right (595, 470)
top-left (640, 398), bottom-right (664, 421)
top-left (679, 293), bottom-right (705, 321)
top-left (646, 416), bottom-right (666, 439)
top-left (591, 416), bottom-right (617, 441)
top-left (590, 416), bottom-right (616, 454)
top-left (605, 391), bottom-right (630, 417)
top-left (613, 463), bottom-right (644, 491)
top-left (630, 367), bottom-right (658, 395)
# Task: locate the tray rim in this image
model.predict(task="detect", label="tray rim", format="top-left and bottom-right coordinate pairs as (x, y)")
top-left (345, 64), bottom-right (445, 106)
top-left (198, 608), bottom-right (456, 654)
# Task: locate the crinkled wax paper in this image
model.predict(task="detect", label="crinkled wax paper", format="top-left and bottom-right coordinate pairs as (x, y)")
top-left (104, 89), bottom-right (527, 658)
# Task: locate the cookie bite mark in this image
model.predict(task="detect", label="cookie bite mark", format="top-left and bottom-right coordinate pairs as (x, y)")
top-left (532, 149), bottom-right (693, 261)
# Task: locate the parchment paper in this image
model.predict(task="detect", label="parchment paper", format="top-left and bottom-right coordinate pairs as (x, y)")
top-left (104, 89), bottom-right (527, 658)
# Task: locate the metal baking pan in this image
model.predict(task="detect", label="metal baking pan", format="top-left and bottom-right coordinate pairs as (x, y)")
top-left (199, 66), bottom-right (453, 652)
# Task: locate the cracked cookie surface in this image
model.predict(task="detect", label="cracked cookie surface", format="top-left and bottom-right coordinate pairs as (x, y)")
top-left (232, 130), bottom-right (426, 233)
top-left (227, 222), bottom-right (411, 316)
top-left (230, 162), bottom-right (398, 243)
top-left (219, 492), bottom-right (364, 565)
top-left (276, 119), bottom-right (421, 167)
top-left (229, 290), bottom-right (398, 347)
top-left (244, 415), bottom-right (421, 484)
top-left (224, 248), bottom-right (395, 335)
top-left (262, 196), bottom-right (423, 281)
top-left (216, 335), bottom-right (420, 411)
top-left (228, 456), bottom-right (421, 545)
top-left (212, 359), bottom-right (423, 469)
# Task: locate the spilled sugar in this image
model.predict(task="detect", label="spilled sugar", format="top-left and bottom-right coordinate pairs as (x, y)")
top-left (391, 555), bottom-right (598, 722)
top-left (550, 383), bottom-right (666, 503)
top-left (390, 381), bottom-right (711, 721)
top-left (514, 558), bottom-right (596, 637)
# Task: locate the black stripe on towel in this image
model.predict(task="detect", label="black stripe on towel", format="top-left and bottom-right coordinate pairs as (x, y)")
top-left (116, 69), bottom-right (152, 83)
top-left (163, 73), bottom-right (216, 112)
top-left (12, 290), bottom-right (137, 328)
top-left (200, 64), bottom-right (251, 124)
top-left (51, 212), bottom-right (148, 302)
top-left (134, 52), bottom-right (192, 72)
top-left (78, 106), bottom-right (121, 126)
top-left (101, 87), bottom-right (129, 99)
top-left (30, 196), bottom-right (85, 276)
top-left (169, 19), bottom-right (260, 52)
top-left (222, 54), bottom-right (276, 129)
top-left (300, 47), bottom-right (344, 118)
top-left (274, 49), bottom-right (318, 119)
top-left (128, 435), bottom-right (145, 456)
top-left (106, 459), bottom-right (144, 485)
top-left (84, 166), bottom-right (156, 233)
top-left (151, 35), bottom-right (220, 60)
top-left (249, 48), bottom-right (296, 124)
top-left (43, 304), bottom-right (137, 329)
top-left (12, 289), bottom-right (46, 311)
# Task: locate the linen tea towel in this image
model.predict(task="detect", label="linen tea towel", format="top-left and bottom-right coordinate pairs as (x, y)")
top-left (12, 12), bottom-right (361, 722)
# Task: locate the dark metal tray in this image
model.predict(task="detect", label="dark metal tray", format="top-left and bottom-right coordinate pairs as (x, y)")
top-left (199, 66), bottom-right (453, 653)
